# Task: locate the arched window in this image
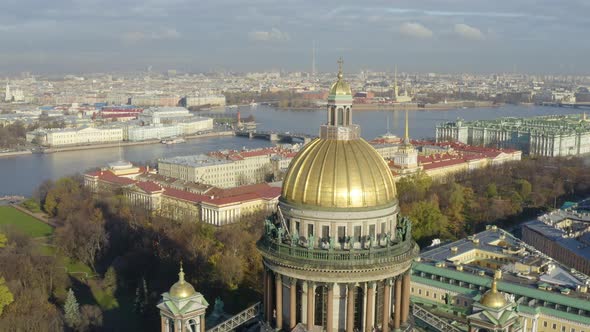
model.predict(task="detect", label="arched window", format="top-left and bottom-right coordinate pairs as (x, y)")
top-left (187, 318), bottom-right (200, 332)
top-left (345, 107), bottom-right (351, 125)
top-left (338, 108), bottom-right (344, 126)
top-left (330, 106), bottom-right (336, 125)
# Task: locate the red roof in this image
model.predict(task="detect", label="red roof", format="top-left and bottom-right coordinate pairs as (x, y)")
top-left (135, 181), bottom-right (163, 193)
top-left (163, 187), bottom-right (210, 203)
top-left (92, 170), bottom-right (136, 185)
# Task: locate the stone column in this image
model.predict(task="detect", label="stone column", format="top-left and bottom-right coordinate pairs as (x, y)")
top-left (327, 284), bottom-right (334, 332)
top-left (276, 275), bottom-right (283, 330)
top-left (266, 270), bottom-right (273, 322)
top-left (290, 279), bottom-right (297, 330)
top-left (160, 316), bottom-right (166, 332)
top-left (365, 283), bottom-right (375, 332)
top-left (383, 280), bottom-right (391, 332)
top-left (346, 284), bottom-right (355, 332)
top-left (263, 269), bottom-right (268, 322)
top-left (393, 277), bottom-right (401, 330)
top-left (200, 315), bottom-right (205, 332)
top-left (307, 282), bottom-right (314, 332)
top-left (401, 273), bottom-right (410, 324)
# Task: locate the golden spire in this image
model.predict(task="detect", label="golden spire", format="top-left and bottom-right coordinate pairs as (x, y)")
top-left (404, 109), bottom-right (409, 142)
top-left (178, 261), bottom-right (185, 284)
top-left (337, 57), bottom-right (343, 79)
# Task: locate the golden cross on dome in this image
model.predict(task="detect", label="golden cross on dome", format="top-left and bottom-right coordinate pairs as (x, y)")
top-left (337, 57), bottom-right (344, 78)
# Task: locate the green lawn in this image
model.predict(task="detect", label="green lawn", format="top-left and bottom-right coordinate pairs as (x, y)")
top-left (0, 206), bottom-right (53, 237)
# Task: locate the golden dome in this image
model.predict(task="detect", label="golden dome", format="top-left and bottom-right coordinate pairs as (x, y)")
top-left (282, 138), bottom-right (397, 209)
top-left (169, 264), bottom-right (196, 298)
top-left (480, 278), bottom-right (507, 309)
top-left (329, 78), bottom-right (352, 96)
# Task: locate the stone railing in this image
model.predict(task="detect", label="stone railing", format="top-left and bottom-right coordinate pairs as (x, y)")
top-left (257, 236), bottom-right (418, 268)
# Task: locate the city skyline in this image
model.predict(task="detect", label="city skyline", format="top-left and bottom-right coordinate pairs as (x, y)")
top-left (0, 0), bottom-right (589, 74)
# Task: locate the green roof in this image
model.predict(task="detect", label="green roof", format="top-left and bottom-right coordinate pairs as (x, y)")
top-left (412, 263), bottom-right (590, 312)
top-left (411, 275), bottom-right (479, 297)
top-left (518, 305), bottom-right (590, 326)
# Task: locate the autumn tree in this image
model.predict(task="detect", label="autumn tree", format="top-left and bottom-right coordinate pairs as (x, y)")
top-left (0, 277), bottom-right (13, 316)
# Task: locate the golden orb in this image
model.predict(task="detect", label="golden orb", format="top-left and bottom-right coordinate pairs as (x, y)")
top-left (282, 138), bottom-right (397, 209)
top-left (480, 278), bottom-right (507, 309)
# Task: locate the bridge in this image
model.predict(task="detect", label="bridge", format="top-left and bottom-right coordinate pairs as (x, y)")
top-left (235, 130), bottom-right (315, 144)
top-left (412, 303), bottom-right (463, 332)
top-left (206, 302), bottom-right (261, 332)
top-left (540, 101), bottom-right (590, 108)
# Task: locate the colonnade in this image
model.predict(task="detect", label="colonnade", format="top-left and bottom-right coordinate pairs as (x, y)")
top-left (263, 269), bottom-right (412, 332)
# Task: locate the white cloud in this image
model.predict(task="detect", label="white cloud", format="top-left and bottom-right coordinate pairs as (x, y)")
top-left (248, 28), bottom-right (290, 42)
top-left (399, 22), bottom-right (433, 38)
top-left (122, 28), bottom-right (180, 42)
top-left (454, 23), bottom-right (485, 40)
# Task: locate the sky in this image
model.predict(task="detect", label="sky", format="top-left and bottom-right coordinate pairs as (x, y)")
top-left (0, 0), bottom-right (588, 74)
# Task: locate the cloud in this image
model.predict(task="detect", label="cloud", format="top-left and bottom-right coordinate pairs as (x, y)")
top-left (248, 28), bottom-right (290, 42)
top-left (454, 23), bottom-right (485, 40)
top-left (122, 28), bottom-right (180, 42)
top-left (399, 22), bottom-right (433, 38)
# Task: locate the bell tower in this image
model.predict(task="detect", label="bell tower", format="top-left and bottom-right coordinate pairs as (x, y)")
top-left (157, 263), bottom-right (209, 332)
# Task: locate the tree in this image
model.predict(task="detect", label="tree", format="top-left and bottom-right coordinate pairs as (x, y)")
top-left (80, 305), bottom-right (103, 331)
top-left (103, 266), bottom-right (117, 297)
top-left (0, 233), bottom-right (6, 248)
top-left (408, 200), bottom-right (449, 245)
top-left (485, 183), bottom-right (498, 198)
top-left (55, 208), bottom-right (108, 270)
top-left (64, 288), bottom-right (81, 328)
top-left (0, 278), bottom-right (13, 316)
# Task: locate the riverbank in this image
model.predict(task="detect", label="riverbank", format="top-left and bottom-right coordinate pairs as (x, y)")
top-left (41, 131), bottom-right (235, 154)
top-left (0, 150), bottom-right (32, 158)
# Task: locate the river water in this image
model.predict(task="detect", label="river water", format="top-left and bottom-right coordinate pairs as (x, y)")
top-left (0, 104), bottom-right (582, 196)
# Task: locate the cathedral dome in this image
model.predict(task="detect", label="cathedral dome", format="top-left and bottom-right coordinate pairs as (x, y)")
top-left (169, 264), bottom-right (196, 299)
top-left (281, 138), bottom-right (397, 210)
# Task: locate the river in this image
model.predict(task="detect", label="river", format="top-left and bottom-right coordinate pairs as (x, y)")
top-left (0, 104), bottom-right (582, 196)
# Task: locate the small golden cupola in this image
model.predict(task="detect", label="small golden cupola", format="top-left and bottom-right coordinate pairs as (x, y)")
top-left (169, 262), bottom-right (196, 298)
top-left (480, 270), bottom-right (508, 309)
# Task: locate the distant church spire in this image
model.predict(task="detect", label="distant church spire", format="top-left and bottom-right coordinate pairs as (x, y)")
top-left (404, 109), bottom-right (410, 143)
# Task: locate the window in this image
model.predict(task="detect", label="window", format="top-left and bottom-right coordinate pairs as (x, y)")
top-left (434, 293), bottom-right (437, 299)
top-left (369, 224), bottom-right (376, 239)
top-left (295, 221), bottom-right (300, 235)
top-left (552, 323), bottom-right (556, 330)
top-left (426, 291), bottom-right (429, 297)
top-left (354, 226), bottom-right (361, 240)
top-left (338, 226), bottom-right (346, 243)
top-left (308, 224), bottom-right (314, 237)
top-left (381, 222), bottom-right (386, 235)
top-left (322, 225), bottom-right (329, 240)
top-left (418, 289), bottom-right (422, 295)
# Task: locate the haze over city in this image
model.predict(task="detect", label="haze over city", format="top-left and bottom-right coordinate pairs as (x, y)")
top-left (1, 0), bottom-right (589, 74)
